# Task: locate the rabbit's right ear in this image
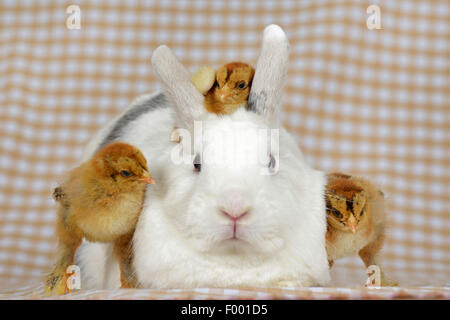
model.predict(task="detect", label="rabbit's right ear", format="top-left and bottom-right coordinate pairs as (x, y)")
top-left (248, 25), bottom-right (290, 126)
top-left (151, 45), bottom-right (206, 131)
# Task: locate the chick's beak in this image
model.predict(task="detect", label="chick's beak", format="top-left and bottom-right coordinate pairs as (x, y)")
top-left (218, 86), bottom-right (232, 100)
top-left (140, 172), bottom-right (155, 184)
top-left (219, 93), bottom-right (229, 100)
top-left (348, 216), bottom-right (357, 233)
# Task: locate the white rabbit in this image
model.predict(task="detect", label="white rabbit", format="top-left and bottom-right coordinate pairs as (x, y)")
top-left (75, 25), bottom-right (330, 289)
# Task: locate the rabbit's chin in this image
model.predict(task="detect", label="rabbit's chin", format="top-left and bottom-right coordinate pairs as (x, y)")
top-left (191, 225), bottom-right (284, 257)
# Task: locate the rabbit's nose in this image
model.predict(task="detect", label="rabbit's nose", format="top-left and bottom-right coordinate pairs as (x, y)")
top-left (219, 189), bottom-right (250, 220)
top-left (221, 209), bottom-right (249, 221)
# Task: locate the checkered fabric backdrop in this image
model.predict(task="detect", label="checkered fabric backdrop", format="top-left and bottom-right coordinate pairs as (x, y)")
top-left (0, 0), bottom-right (448, 298)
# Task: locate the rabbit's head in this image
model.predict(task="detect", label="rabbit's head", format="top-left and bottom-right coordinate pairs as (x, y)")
top-left (149, 26), bottom-right (326, 263)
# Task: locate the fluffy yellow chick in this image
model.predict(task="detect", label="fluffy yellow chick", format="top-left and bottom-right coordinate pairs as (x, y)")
top-left (45, 142), bottom-right (154, 295)
top-left (325, 172), bottom-right (397, 286)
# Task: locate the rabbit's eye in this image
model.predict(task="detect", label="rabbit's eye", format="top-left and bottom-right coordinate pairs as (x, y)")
top-left (268, 154), bottom-right (276, 170)
top-left (193, 154), bottom-right (201, 172)
top-left (237, 81), bottom-right (246, 89)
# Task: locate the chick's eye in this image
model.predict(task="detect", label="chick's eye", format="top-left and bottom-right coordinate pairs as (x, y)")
top-left (121, 170), bottom-right (133, 177)
top-left (193, 154), bottom-right (201, 172)
top-left (332, 208), bottom-right (343, 219)
top-left (237, 81), bottom-right (246, 89)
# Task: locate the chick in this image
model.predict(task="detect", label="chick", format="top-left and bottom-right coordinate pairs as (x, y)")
top-left (190, 66), bottom-right (217, 95)
top-left (170, 62), bottom-right (255, 143)
top-left (45, 142), bottom-right (154, 295)
top-left (191, 62), bottom-right (255, 115)
top-left (325, 172), bottom-right (397, 286)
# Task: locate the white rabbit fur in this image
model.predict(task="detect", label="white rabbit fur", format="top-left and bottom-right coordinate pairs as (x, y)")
top-left (75, 25), bottom-right (330, 289)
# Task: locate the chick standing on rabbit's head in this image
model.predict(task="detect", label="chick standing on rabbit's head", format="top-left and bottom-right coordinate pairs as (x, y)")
top-left (208, 63), bottom-right (254, 114)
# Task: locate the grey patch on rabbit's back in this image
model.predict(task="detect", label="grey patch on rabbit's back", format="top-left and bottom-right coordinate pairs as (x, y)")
top-left (97, 93), bottom-right (168, 151)
top-left (247, 91), bottom-right (267, 115)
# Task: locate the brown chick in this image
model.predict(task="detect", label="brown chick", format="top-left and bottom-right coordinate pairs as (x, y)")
top-left (325, 172), bottom-right (397, 286)
top-left (171, 62), bottom-right (255, 143)
top-left (204, 62), bottom-right (255, 115)
top-left (45, 142), bottom-right (154, 295)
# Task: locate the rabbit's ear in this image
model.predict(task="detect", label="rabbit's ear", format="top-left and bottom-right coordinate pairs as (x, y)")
top-left (248, 25), bottom-right (290, 126)
top-left (151, 45), bottom-right (206, 130)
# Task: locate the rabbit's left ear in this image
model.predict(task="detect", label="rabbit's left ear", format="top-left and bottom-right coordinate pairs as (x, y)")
top-left (151, 45), bottom-right (206, 132)
top-left (248, 25), bottom-right (290, 126)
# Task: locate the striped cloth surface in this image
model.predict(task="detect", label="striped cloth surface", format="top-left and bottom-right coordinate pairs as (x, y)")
top-left (0, 0), bottom-right (448, 298)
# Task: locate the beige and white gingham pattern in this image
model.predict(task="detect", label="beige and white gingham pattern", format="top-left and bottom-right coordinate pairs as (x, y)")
top-left (0, 0), bottom-right (448, 298)
top-left (0, 284), bottom-right (449, 300)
